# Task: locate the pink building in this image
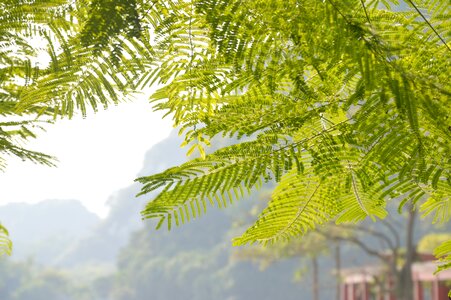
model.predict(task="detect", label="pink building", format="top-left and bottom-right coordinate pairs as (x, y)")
top-left (340, 256), bottom-right (451, 300)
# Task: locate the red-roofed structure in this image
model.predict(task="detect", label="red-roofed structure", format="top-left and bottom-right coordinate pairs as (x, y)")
top-left (339, 254), bottom-right (451, 300)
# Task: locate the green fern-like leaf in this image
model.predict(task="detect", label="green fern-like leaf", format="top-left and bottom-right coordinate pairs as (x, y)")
top-left (134, 0), bottom-right (450, 253)
top-left (434, 240), bottom-right (451, 274)
top-left (0, 224), bottom-right (12, 256)
top-left (126, 0), bottom-right (450, 256)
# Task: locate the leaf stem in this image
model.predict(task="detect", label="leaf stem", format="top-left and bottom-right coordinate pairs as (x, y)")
top-left (406, 0), bottom-right (450, 52)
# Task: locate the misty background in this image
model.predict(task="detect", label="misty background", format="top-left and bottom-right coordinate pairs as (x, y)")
top-left (0, 130), bottom-right (449, 300)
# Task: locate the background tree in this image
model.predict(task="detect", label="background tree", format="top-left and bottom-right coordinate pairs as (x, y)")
top-left (233, 233), bottom-right (330, 300)
top-left (322, 210), bottom-right (416, 299)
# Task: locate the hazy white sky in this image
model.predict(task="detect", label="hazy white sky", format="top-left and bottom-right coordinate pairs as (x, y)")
top-left (0, 98), bottom-right (172, 217)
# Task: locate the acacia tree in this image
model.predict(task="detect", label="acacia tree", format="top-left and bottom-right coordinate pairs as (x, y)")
top-left (131, 3), bottom-right (450, 299)
top-left (2, 1), bottom-right (450, 294)
top-left (235, 205), bottom-right (430, 300)
top-left (321, 208), bottom-right (418, 299)
top-left (131, 0), bottom-right (450, 284)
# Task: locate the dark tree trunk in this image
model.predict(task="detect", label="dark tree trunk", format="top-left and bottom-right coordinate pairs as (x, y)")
top-left (312, 256), bottom-right (319, 300)
top-left (396, 207), bottom-right (416, 300)
top-left (335, 244), bottom-right (341, 300)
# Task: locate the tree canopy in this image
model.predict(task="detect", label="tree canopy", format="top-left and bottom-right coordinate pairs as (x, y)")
top-left (1, 0), bottom-right (450, 272)
top-left (132, 0), bottom-right (450, 260)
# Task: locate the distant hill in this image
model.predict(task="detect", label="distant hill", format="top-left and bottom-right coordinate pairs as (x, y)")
top-left (0, 199), bottom-right (100, 265)
top-left (52, 130), bottom-right (190, 267)
top-left (0, 131), bottom-right (187, 268)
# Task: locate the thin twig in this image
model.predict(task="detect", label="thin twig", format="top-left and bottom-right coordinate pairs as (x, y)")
top-left (406, 0), bottom-right (450, 52)
top-left (380, 218), bottom-right (401, 249)
top-left (359, 0), bottom-right (370, 24)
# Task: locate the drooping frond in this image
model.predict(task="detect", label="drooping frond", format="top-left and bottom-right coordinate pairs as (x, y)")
top-left (0, 0), bottom-right (164, 254)
top-left (1, 0), bottom-right (156, 169)
top-left (0, 0), bottom-right (64, 168)
top-left (137, 133), bottom-right (302, 229)
top-left (434, 240), bottom-right (451, 277)
top-left (0, 224), bottom-right (12, 256)
top-left (0, 119), bottom-right (56, 170)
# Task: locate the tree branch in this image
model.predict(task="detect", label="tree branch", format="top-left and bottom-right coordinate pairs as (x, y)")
top-left (406, 0), bottom-right (450, 52)
top-left (380, 218), bottom-right (401, 250)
